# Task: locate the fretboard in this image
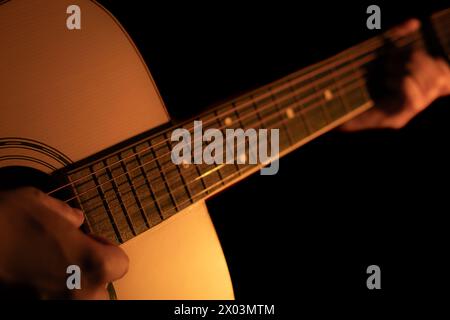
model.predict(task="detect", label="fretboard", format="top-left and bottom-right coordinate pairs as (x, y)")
top-left (66, 10), bottom-right (448, 244)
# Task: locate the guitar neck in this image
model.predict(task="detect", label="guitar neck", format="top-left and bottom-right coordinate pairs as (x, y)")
top-left (66, 9), bottom-right (449, 244)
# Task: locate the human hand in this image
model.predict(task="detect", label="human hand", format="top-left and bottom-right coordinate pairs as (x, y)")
top-left (341, 19), bottom-right (450, 130)
top-left (0, 187), bottom-right (128, 299)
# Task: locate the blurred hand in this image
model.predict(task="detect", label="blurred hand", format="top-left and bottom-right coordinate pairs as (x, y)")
top-left (0, 187), bottom-right (128, 299)
top-left (341, 19), bottom-right (450, 131)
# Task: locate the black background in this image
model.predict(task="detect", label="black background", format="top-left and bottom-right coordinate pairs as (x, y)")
top-left (91, 0), bottom-right (450, 312)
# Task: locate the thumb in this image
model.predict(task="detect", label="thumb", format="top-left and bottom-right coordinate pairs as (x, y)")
top-left (39, 192), bottom-right (85, 228)
top-left (82, 235), bottom-right (129, 284)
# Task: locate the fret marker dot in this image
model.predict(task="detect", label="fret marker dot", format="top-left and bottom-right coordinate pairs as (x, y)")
top-left (324, 89), bottom-right (333, 101)
top-left (224, 117), bottom-right (233, 126)
top-left (285, 108), bottom-right (295, 119)
top-left (238, 153), bottom-right (247, 163)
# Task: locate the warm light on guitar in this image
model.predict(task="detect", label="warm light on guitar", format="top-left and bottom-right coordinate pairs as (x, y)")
top-left (0, 0), bottom-right (449, 301)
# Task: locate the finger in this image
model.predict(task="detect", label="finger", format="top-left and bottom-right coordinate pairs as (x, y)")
top-left (81, 236), bottom-right (129, 284)
top-left (341, 78), bottom-right (420, 131)
top-left (39, 193), bottom-right (85, 228)
top-left (387, 18), bottom-right (421, 38)
top-left (406, 51), bottom-right (443, 95)
top-left (339, 108), bottom-right (385, 131)
top-left (398, 74), bottom-right (427, 113)
top-left (71, 286), bottom-right (110, 300)
top-left (88, 287), bottom-right (110, 300)
top-left (435, 58), bottom-right (450, 95)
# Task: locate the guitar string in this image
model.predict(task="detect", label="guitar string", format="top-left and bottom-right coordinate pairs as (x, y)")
top-left (50, 31), bottom-right (421, 196)
top-left (65, 60), bottom-right (373, 201)
top-left (69, 72), bottom-right (368, 217)
top-left (62, 39), bottom-right (426, 222)
top-left (76, 28), bottom-right (427, 234)
top-left (47, 38), bottom-right (380, 196)
top-left (83, 17), bottom-right (446, 234)
top-left (86, 78), bottom-right (371, 239)
top-left (56, 38), bottom-right (425, 217)
top-left (64, 66), bottom-right (371, 205)
top-left (46, 29), bottom-right (422, 196)
top-left (99, 27), bottom-right (445, 239)
top-left (66, 66), bottom-right (368, 203)
top-left (62, 35), bottom-right (425, 205)
top-left (73, 76), bottom-right (369, 225)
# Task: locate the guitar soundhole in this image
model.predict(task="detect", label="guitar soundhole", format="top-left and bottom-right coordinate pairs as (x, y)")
top-left (0, 166), bottom-right (74, 203)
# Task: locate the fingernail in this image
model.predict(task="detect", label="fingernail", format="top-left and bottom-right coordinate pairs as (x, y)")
top-left (73, 208), bottom-right (84, 216)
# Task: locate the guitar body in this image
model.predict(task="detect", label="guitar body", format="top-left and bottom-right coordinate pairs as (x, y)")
top-left (3, 0), bottom-right (447, 301)
top-left (115, 201), bottom-right (234, 300)
top-left (0, 0), bottom-right (234, 299)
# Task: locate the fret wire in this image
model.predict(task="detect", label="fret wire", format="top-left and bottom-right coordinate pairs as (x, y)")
top-left (172, 79), bottom-right (366, 206)
top-left (72, 68), bottom-right (368, 218)
top-left (164, 132), bottom-right (194, 206)
top-left (124, 90), bottom-right (372, 223)
top-left (353, 76), bottom-right (371, 108)
top-left (90, 166), bottom-right (123, 243)
top-left (293, 83), bottom-right (315, 133)
top-left (182, 117), bottom-right (209, 194)
top-left (63, 51), bottom-right (378, 204)
top-left (328, 63), bottom-right (352, 114)
top-left (62, 27), bottom-right (429, 243)
top-left (185, 118), bottom-right (215, 191)
top-left (157, 154), bottom-right (188, 205)
top-left (70, 31), bottom-right (428, 234)
top-left (53, 32), bottom-right (408, 199)
top-left (118, 152), bottom-right (151, 230)
top-left (83, 79), bottom-right (369, 229)
top-left (150, 138), bottom-right (179, 214)
top-left (216, 105), bottom-right (242, 175)
top-left (314, 66), bottom-right (348, 121)
top-left (349, 55), bottom-right (371, 104)
top-left (286, 77), bottom-right (312, 137)
top-left (251, 90), bottom-right (296, 153)
top-left (133, 145), bottom-right (164, 221)
top-left (312, 73), bottom-right (334, 123)
top-left (301, 75), bottom-right (329, 129)
top-left (295, 72), bottom-right (330, 132)
top-left (175, 135), bottom-right (208, 202)
top-left (213, 109), bottom-right (239, 181)
top-left (250, 94), bottom-right (264, 123)
top-left (269, 85), bottom-right (294, 147)
top-left (206, 115), bottom-right (227, 186)
top-left (103, 159), bottom-right (137, 237)
top-left (233, 100), bottom-right (260, 166)
top-left (338, 53), bottom-right (362, 110)
top-left (68, 175), bottom-right (93, 234)
top-left (66, 30), bottom-right (432, 241)
top-left (194, 161), bottom-right (208, 194)
top-left (123, 159), bottom-right (259, 229)
top-left (71, 171), bottom-right (120, 242)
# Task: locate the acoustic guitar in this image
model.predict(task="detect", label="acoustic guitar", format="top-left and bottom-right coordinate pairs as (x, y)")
top-left (0, 0), bottom-right (448, 299)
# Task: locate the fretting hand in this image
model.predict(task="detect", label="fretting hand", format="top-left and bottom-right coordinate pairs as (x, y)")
top-left (341, 19), bottom-right (450, 131)
top-left (0, 187), bottom-right (128, 299)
